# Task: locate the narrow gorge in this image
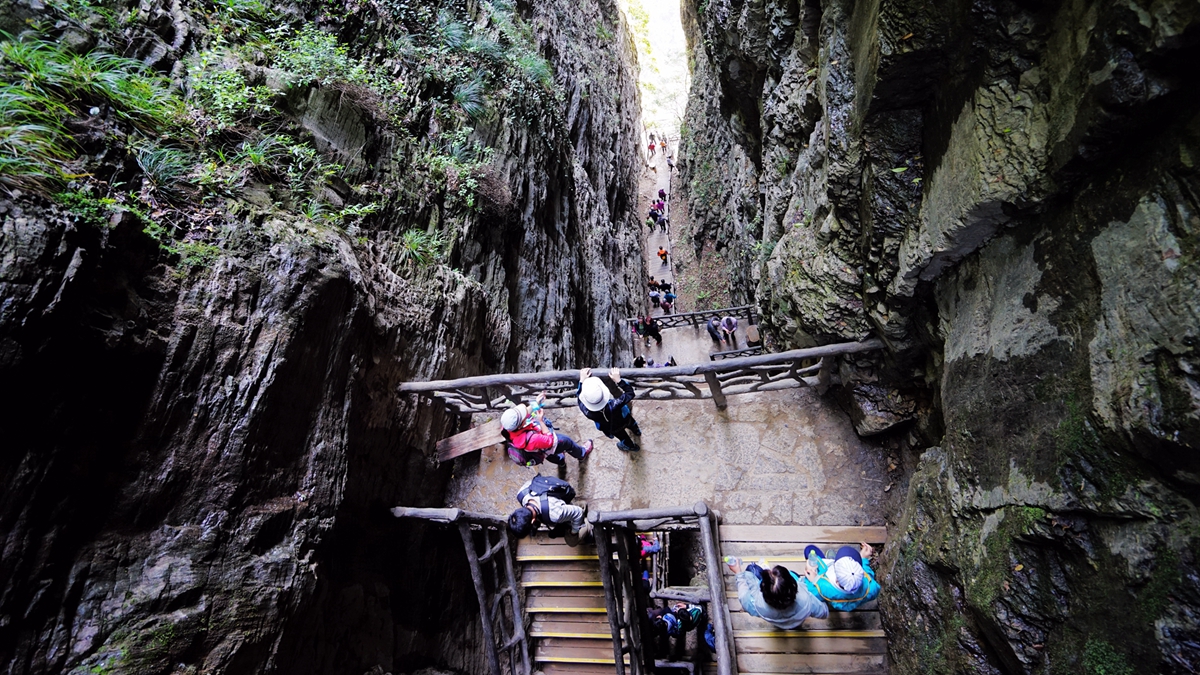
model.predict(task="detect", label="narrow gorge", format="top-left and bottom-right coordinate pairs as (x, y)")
top-left (0, 0), bottom-right (1196, 674)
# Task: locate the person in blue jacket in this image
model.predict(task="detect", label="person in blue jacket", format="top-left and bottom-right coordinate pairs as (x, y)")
top-left (801, 542), bottom-right (880, 611)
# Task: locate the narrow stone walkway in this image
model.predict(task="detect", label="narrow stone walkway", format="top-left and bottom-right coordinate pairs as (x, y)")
top-left (443, 386), bottom-right (887, 527)
top-left (631, 145), bottom-right (752, 368)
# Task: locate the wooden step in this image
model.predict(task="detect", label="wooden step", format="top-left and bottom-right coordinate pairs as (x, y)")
top-left (536, 637), bottom-right (627, 661)
top-left (531, 617), bottom-right (612, 635)
top-left (729, 611), bottom-right (882, 631)
top-left (733, 634), bottom-right (887, 654)
top-left (719, 525), bottom-right (887, 544)
top-left (727, 596), bottom-right (878, 613)
top-left (734, 652), bottom-right (885, 673)
top-left (522, 567), bottom-right (601, 585)
top-left (719, 542), bottom-right (884, 559)
top-left (527, 587), bottom-right (606, 599)
top-left (541, 663), bottom-right (630, 675)
top-left (525, 594), bottom-right (607, 612)
top-left (517, 537), bottom-right (597, 556)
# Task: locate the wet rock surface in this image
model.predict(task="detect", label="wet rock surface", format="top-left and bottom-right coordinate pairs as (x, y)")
top-left (0, 0), bottom-right (645, 672)
top-left (678, 0), bottom-right (1200, 671)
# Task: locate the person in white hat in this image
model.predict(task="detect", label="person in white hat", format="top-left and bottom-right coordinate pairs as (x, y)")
top-left (576, 367), bottom-right (642, 452)
top-left (501, 393), bottom-right (593, 467)
top-left (800, 542), bottom-right (880, 611)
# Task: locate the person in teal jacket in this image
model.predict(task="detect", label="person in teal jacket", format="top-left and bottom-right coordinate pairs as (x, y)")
top-left (801, 542), bottom-right (880, 611)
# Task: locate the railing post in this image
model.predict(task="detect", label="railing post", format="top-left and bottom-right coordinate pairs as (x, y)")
top-left (704, 371), bottom-right (727, 410)
top-left (458, 522), bottom-right (504, 675)
top-left (593, 523), bottom-right (628, 675)
top-left (696, 507), bottom-right (734, 675)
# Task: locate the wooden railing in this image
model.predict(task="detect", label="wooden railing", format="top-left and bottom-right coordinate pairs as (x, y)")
top-left (398, 340), bottom-right (884, 415)
top-left (590, 503), bottom-right (734, 675)
top-left (624, 304), bottom-right (757, 330)
top-left (391, 507), bottom-right (530, 675)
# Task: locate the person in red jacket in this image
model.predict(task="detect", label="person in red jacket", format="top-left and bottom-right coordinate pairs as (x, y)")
top-left (502, 393), bottom-right (593, 467)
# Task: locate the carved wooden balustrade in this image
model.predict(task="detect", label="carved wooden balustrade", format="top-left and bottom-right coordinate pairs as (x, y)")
top-left (398, 339), bottom-right (885, 415)
top-left (624, 304), bottom-right (757, 330)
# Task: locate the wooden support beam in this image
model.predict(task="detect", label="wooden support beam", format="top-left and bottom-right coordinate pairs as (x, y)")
top-left (458, 523), bottom-right (503, 675)
top-left (704, 371), bottom-right (728, 410)
top-left (699, 512), bottom-right (734, 675)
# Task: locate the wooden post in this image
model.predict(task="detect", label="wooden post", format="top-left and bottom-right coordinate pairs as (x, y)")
top-left (704, 371), bottom-right (727, 410)
top-left (593, 525), bottom-right (628, 675)
top-left (696, 507), bottom-right (734, 675)
top-left (497, 529), bottom-right (531, 675)
top-left (817, 356), bottom-right (834, 396)
top-left (458, 522), bottom-right (503, 675)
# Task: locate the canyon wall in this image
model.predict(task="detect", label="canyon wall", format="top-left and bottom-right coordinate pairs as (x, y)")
top-left (678, 0), bottom-right (1200, 671)
top-left (0, 0), bottom-right (644, 672)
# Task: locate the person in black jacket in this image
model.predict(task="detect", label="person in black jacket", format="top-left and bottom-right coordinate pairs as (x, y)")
top-left (577, 367), bottom-right (642, 452)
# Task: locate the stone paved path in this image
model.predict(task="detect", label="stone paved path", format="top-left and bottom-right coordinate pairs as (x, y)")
top-left (630, 146), bottom-right (751, 368)
top-left (443, 147), bottom-right (886, 530)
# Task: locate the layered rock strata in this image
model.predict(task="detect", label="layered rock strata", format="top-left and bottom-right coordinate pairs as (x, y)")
top-left (678, 0), bottom-right (1200, 671)
top-left (0, 0), bottom-right (644, 673)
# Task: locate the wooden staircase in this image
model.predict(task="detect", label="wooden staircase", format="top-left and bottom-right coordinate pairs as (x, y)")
top-left (517, 534), bottom-right (629, 675)
top-left (711, 525), bottom-right (889, 675)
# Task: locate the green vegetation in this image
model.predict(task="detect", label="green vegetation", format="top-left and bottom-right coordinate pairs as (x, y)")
top-left (966, 506), bottom-right (1045, 609)
top-left (1082, 639), bottom-right (1133, 675)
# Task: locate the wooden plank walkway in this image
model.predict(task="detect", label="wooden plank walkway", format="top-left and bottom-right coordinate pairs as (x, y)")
top-left (709, 525), bottom-right (888, 675)
top-left (516, 535), bottom-right (628, 671)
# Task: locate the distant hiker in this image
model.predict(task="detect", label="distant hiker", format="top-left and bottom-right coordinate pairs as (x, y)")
top-left (649, 206), bottom-right (661, 221)
top-left (648, 277), bottom-right (661, 291)
top-left (720, 316), bottom-right (739, 344)
top-left (649, 289), bottom-right (661, 307)
top-left (649, 602), bottom-right (706, 639)
top-left (633, 355), bottom-right (647, 368)
top-left (648, 141), bottom-right (656, 157)
top-left (657, 214), bottom-right (669, 233)
top-left (706, 316), bottom-right (723, 344)
top-left (666, 157), bottom-right (675, 171)
top-left (660, 297), bottom-right (673, 313)
top-left (801, 542), bottom-right (881, 612)
top-left (643, 315), bottom-right (663, 346)
top-left (577, 367), bottom-right (642, 452)
top-left (658, 188), bottom-right (667, 201)
top-left (728, 558), bottom-right (828, 630)
top-left (657, 247), bottom-right (669, 265)
top-left (645, 215), bottom-right (656, 229)
top-left (660, 138), bottom-right (670, 156)
top-left (658, 281), bottom-right (672, 293)
top-left (508, 474), bottom-right (592, 545)
top-left (648, 131), bottom-right (656, 143)
top-left (502, 394), bottom-right (593, 467)
top-left (632, 317), bottom-right (649, 345)
top-left (646, 356), bottom-right (677, 368)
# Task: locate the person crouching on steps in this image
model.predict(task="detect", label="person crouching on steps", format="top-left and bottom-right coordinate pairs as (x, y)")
top-left (728, 558), bottom-right (828, 630)
top-left (577, 367), bottom-right (642, 452)
top-left (508, 474), bottom-right (592, 546)
top-left (501, 393), bottom-right (594, 467)
top-left (801, 542), bottom-right (881, 611)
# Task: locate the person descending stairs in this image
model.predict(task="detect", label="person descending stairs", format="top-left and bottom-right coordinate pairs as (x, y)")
top-left (517, 533), bottom-right (629, 675)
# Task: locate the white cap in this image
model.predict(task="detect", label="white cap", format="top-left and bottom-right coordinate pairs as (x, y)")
top-left (832, 557), bottom-right (864, 593)
top-left (579, 377), bottom-right (612, 411)
top-left (501, 405), bottom-right (528, 431)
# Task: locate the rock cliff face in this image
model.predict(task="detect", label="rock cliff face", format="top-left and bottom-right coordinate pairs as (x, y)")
top-left (679, 0), bottom-right (1200, 671)
top-left (0, 0), bottom-right (643, 673)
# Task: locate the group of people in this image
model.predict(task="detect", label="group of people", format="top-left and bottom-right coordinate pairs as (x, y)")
top-left (729, 542), bottom-right (881, 630)
top-left (648, 131), bottom-right (675, 170)
top-left (706, 315), bottom-right (739, 345)
top-left (504, 368), bottom-right (646, 543)
top-left (648, 276), bottom-right (677, 313)
top-left (647, 189), bottom-right (669, 232)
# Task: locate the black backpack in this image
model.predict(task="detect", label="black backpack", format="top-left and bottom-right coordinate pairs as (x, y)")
top-left (517, 475), bottom-right (576, 525)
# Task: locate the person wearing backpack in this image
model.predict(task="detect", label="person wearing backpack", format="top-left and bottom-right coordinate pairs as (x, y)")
top-left (577, 367), bottom-right (642, 452)
top-left (501, 393), bottom-right (593, 467)
top-left (508, 475), bottom-right (592, 545)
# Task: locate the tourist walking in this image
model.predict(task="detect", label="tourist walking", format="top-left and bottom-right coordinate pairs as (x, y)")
top-left (728, 558), bottom-right (828, 630)
top-left (508, 474), bottom-right (592, 545)
top-left (658, 188), bottom-right (667, 201)
top-left (657, 247), bottom-right (669, 265)
top-left (577, 367), bottom-right (642, 452)
top-left (643, 315), bottom-right (663, 346)
top-left (648, 140), bottom-right (656, 157)
top-left (801, 542), bottom-right (881, 612)
top-left (502, 394), bottom-right (593, 467)
top-left (649, 288), bottom-right (661, 308)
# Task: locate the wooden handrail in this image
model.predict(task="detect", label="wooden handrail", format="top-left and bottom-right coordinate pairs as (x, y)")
top-left (398, 339), bottom-right (883, 393)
